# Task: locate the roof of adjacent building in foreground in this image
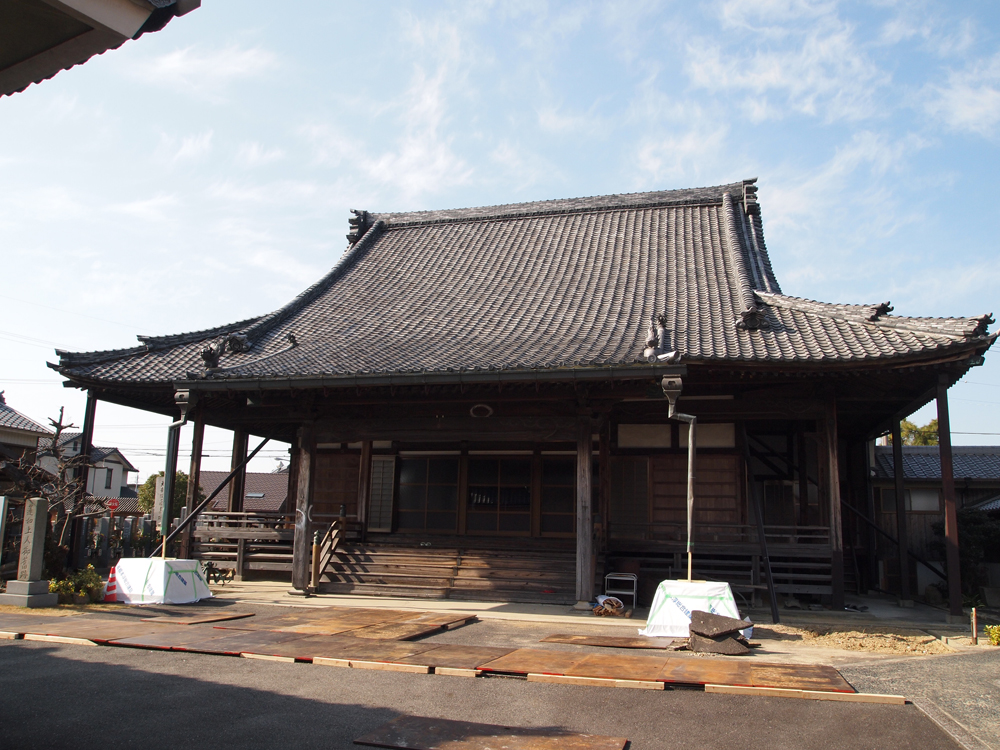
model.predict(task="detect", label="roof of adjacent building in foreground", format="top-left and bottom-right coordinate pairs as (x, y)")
top-left (0, 392), bottom-right (52, 436)
top-left (200, 470), bottom-right (288, 513)
top-left (873, 446), bottom-right (1000, 482)
top-left (51, 180), bottom-right (996, 387)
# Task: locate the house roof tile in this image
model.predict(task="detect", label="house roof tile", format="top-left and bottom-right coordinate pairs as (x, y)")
top-left (50, 181), bottom-right (995, 387)
top-left (873, 446), bottom-right (1000, 482)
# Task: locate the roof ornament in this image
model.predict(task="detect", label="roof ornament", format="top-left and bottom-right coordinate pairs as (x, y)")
top-left (643, 314), bottom-right (680, 363)
top-left (347, 209), bottom-right (372, 245)
top-left (0, 391), bottom-right (5, 405)
top-left (743, 179), bottom-right (759, 217)
top-left (737, 306), bottom-right (770, 331)
top-left (200, 339), bottom-right (226, 369)
top-left (226, 332), bottom-right (251, 353)
top-left (867, 302), bottom-right (894, 322)
top-left (972, 313), bottom-right (995, 337)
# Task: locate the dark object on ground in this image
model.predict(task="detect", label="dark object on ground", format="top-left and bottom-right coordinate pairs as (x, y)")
top-left (202, 562), bottom-right (235, 585)
top-left (689, 632), bottom-right (751, 656)
top-left (354, 715), bottom-right (628, 749)
top-left (689, 611), bottom-right (751, 639)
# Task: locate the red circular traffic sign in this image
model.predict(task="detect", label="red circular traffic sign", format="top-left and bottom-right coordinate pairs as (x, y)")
top-left (106, 498), bottom-right (119, 511)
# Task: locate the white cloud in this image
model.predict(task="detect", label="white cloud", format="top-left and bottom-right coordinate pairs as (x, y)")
top-left (635, 125), bottom-right (732, 184)
top-left (171, 130), bottom-right (213, 162)
top-left (236, 141), bottom-right (285, 167)
top-left (686, 3), bottom-right (890, 122)
top-left (107, 194), bottom-right (179, 222)
top-left (489, 140), bottom-right (563, 190)
top-left (130, 44), bottom-right (278, 99)
top-left (924, 52), bottom-right (1000, 136)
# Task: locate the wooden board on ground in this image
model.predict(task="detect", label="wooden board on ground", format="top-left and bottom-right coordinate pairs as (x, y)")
top-left (750, 664), bottom-right (855, 693)
top-left (111, 627), bottom-right (240, 650)
top-left (354, 715), bottom-right (628, 750)
top-left (658, 656), bottom-right (753, 687)
top-left (140, 612), bottom-right (254, 625)
top-left (396, 645), bottom-right (516, 670)
top-left (347, 622), bottom-right (446, 641)
top-left (0, 615), bottom-right (83, 637)
top-left (13, 617), bottom-right (186, 644)
top-left (705, 684), bottom-right (903, 704)
top-left (258, 635), bottom-right (365, 661)
top-left (541, 634), bottom-right (676, 650)
top-left (568, 653), bottom-right (670, 683)
top-left (178, 630), bottom-right (307, 656)
top-left (325, 639), bottom-right (440, 664)
top-left (395, 612), bottom-right (478, 629)
top-left (478, 648), bottom-right (586, 677)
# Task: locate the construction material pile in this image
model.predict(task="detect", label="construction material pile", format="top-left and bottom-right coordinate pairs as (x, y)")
top-left (688, 611), bottom-right (754, 656)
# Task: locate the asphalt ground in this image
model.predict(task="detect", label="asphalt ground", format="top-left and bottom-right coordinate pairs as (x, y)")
top-left (0, 600), bottom-right (983, 750)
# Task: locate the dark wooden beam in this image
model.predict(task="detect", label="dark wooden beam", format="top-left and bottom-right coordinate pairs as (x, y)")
top-left (937, 378), bottom-right (963, 618)
top-left (180, 410), bottom-right (204, 559)
top-left (357, 440), bottom-right (372, 535)
top-left (226, 430), bottom-right (248, 513)
top-left (825, 398), bottom-right (845, 610)
top-left (161, 424), bottom-right (180, 536)
top-left (891, 420), bottom-right (910, 601)
top-left (575, 420), bottom-right (595, 606)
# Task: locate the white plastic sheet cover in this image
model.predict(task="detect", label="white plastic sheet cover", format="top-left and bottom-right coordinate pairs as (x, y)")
top-left (113, 559), bottom-right (213, 605)
top-left (638, 579), bottom-right (751, 638)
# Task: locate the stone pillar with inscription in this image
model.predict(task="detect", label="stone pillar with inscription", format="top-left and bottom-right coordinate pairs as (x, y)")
top-left (0, 498), bottom-right (58, 607)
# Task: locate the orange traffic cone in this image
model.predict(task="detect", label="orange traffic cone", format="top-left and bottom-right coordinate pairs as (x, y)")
top-left (104, 567), bottom-right (118, 602)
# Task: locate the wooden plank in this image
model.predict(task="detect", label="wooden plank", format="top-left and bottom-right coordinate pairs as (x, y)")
top-left (478, 648), bottom-right (585, 676)
top-left (16, 618), bottom-right (187, 644)
top-left (110, 627), bottom-right (234, 650)
top-left (314, 657), bottom-right (352, 668)
top-left (528, 674), bottom-right (663, 690)
top-left (347, 660), bottom-right (431, 674)
top-left (241, 652), bottom-right (295, 663)
top-left (540, 634), bottom-right (676, 650)
top-left (140, 612), bottom-right (254, 625)
top-left (397, 645), bottom-right (515, 670)
top-left (706, 684), bottom-right (904, 704)
top-left (434, 667), bottom-right (479, 678)
top-left (322, 639), bottom-right (439, 664)
top-left (0, 632), bottom-right (23, 640)
top-left (23, 634), bottom-right (98, 646)
top-left (252, 635), bottom-right (359, 661)
top-left (354, 715), bottom-right (628, 750)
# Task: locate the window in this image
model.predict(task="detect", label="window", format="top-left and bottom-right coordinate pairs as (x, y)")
top-left (609, 457), bottom-right (647, 537)
top-left (467, 458), bottom-right (531, 534)
top-left (397, 458), bottom-right (459, 532)
top-left (104, 468), bottom-right (113, 490)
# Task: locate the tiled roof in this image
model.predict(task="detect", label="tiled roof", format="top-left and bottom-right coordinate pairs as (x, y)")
top-left (873, 446), bottom-right (1000, 482)
top-left (200, 470), bottom-right (288, 512)
top-left (86, 496), bottom-right (142, 515)
top-left (973, 495), bottom-right (1000, 512)
top-left (51, 180), bottom-right (996, 386)
top-left (37, 433), bottom-right (138, 473)
top-left (0, 395), bottom-right (51, 436)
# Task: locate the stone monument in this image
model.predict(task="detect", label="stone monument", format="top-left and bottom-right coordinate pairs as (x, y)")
top-left (0, 497), bottom-right (58, 607)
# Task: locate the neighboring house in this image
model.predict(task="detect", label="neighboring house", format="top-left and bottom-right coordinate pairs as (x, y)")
top-left (201, 470), bottom-right (289, 513)
top-left (0, 390), bottom-right (51, 464)
top-left (51, 180), bottom-right (997, 606)
top-left (872, 445), bottom-right (1000, 563)
top-left (0, 0), bottom-right (199, 98)
top-left (37, 431), bottom-right (138, 500)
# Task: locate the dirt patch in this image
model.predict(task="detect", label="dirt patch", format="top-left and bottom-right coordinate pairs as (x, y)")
top-left (754, 624), bottom-right (951, 654)
top-left (0, 603), bottom-right (120, 616)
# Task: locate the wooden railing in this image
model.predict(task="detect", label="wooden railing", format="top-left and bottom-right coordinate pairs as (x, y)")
top-left (608, 522), bottom-right (830, 548)
top-left (190, 511), bottom-right (295, 577)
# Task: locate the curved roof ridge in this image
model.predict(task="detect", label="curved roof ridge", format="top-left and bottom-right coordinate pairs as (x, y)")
top-left (758, 292), bottom-right (994, 339)
top-left (374, 181), bottom-right (748, 226)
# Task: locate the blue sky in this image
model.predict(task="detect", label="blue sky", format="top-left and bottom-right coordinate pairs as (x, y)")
top-left (2, 0), bottom-right (999, 481)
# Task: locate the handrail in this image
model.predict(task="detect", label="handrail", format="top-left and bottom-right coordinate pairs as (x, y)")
top-left (840, 500), bottom-right (946, 581)
top-left (310, 509), bottom-right (347, 591)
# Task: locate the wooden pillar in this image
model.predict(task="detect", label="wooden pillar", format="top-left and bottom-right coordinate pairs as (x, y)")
top-left (937, 378), bottom-right (963, 617)
top-left (825, 399), bottom-right (845, 610)
top-left (161, 425), bottom-right (180, 537)
top-left (179, 411), bottom-right (205, 559)
top-left (357, 440), bottom-right (372, 528)
top-left (797, 431), bottom-right (809, 527)
top-left (575, 421), bottom-right (595, 606)
top-left (891, 420), bottom-right (911, 601)
top-left (227, 429), bottom-right (248, 513)
top-left (290, 428), bottom-right (315, 591)
top-left (863, 440), bottom-right (879, 594)
top-left (284, 444), bottom-right (299, 515)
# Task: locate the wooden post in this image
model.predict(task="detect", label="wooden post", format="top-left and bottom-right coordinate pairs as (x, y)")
top-left (357, 440), bottom-right (372, 529)
top-left (891, 420), bottom-right (911, 602)
top-left (161, 424), bottom-right (180, 556)
top-left (574, 421), bottom-right (595, 607)
top-left (864, 440), bottom-right (879, 594)
top-left (797, 431), bottom-right (809, 527)
top-left (825, 399), bottom-right (845, 610)
top-left (284, 444), bottom-right (299, 515)
top-left (235, 538), bottom-right (246, 582)
top-left (937, 378), bottom-right (963, 618)
top-left (290, 428), bottom-right (315, 592)
top-left (227, 429), bottom-right (249, 513)
top-left (180, 411), bottom-right (204, 559)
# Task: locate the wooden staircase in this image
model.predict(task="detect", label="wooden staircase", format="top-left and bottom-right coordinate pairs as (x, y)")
top-left (316, 543), bottom-right (579, 604)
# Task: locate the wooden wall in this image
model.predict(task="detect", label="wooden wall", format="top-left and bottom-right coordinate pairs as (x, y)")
top-left (312, 453), bottom-right (360, 518)
top-left (650, 454), bottom-right (741, 537)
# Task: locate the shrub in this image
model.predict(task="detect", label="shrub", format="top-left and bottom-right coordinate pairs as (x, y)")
top-left (986, 624), bottom-right (1000, 647)
top-left (70, 565), bottom-right (105, 602)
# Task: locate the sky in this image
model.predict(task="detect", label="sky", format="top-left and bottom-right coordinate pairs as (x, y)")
top-left (2, 0), bottom-right (1000, 485)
